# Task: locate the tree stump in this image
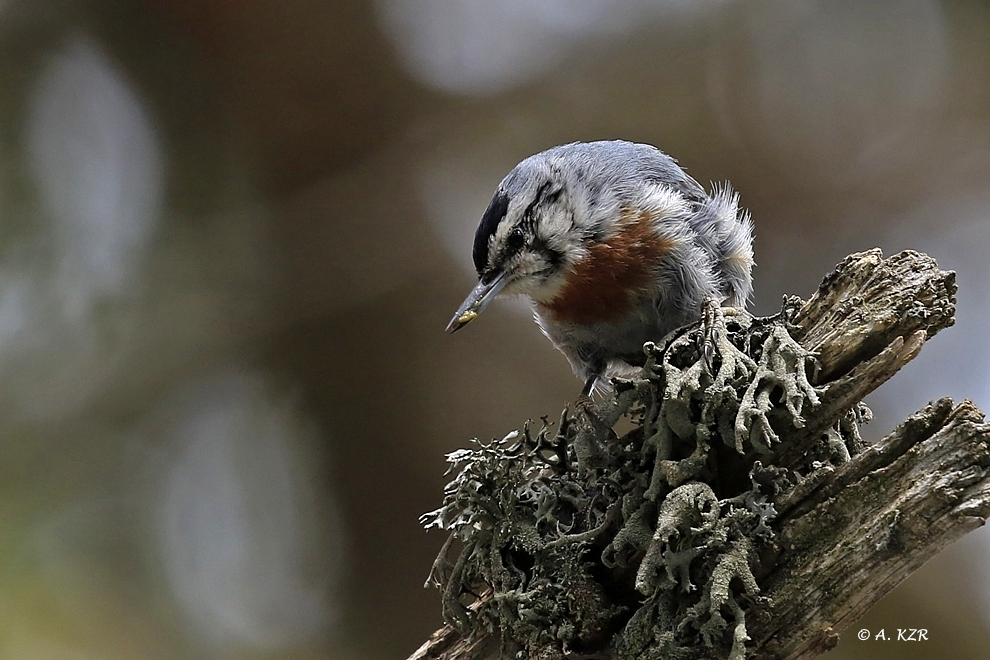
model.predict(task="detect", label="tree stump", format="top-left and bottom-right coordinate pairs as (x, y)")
top-left (410, 250), bottom-right (989, 660)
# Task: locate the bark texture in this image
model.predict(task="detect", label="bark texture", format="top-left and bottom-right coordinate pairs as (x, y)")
top-left (410, 249), bottom-right (989, 660)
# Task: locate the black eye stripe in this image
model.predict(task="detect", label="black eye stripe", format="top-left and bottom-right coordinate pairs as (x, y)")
top-left (474, 181), bottom-right (564, 276)
top-left (528, 236), bottom-right (563, 269)
top-left (521, 181), bottom-right (553, 229)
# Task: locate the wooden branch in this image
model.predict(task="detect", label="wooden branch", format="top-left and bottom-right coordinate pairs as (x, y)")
top-left (790, 249), bottom-right (956, 381)
top-left (774, 249), bottom-right (957, 469)
top-left (753, 398), bottom-right (990, 658)
top-left (409, 620), bottom-right (498, 660)
top-left (410, 250), bottom-right (987, 660)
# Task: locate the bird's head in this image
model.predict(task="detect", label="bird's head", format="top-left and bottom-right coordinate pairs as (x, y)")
top-left (445, 140), bottom-right (702, 333)
top-left (446, 156), bottom-right (591, 332)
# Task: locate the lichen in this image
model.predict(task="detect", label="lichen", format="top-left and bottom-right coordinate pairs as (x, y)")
top-left (422, 300), bottom-right (868, 659)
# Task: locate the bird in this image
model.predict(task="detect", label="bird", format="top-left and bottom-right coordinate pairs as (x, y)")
top-left (445, 140), bottom-right (755, 395)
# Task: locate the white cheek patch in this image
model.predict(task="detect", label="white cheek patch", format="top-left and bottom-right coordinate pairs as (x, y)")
top-left (501, 252), bottom-right (539, 296)
top-left (515, 251), bottom-right (545, 277)
top-left (501, 250), bottom-right (569, 301)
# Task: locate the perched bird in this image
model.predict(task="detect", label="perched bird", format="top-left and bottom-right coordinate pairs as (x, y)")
top-left (446, 140), bottom-right (754, 395)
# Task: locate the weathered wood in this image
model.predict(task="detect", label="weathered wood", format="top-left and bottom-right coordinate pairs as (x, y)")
top-left (408, 624), bottom-right (498, 660)
top-left (789, 249), bottom-right (956, 381)
top-left (409, 250), bottom-right (986, 660)
top-left (753, 399), bottom-right (990, 659)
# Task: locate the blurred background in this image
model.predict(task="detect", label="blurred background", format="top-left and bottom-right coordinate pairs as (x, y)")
top-left (0, 0), bottom-right (987, 658)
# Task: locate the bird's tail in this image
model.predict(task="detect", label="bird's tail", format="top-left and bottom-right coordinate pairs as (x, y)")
top-left (692, 184), bottom-right (755, 308)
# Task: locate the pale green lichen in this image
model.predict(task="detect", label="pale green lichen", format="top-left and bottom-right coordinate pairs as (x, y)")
top-left (422, 300), bottom-right (868, 659)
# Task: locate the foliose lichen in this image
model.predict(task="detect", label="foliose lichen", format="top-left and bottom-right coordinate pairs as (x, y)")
top-left (422, 300), bottom-right (868, 659)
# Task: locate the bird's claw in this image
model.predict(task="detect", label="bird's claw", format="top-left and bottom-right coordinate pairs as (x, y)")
top-left (699, 297), bottom-right (721, 373)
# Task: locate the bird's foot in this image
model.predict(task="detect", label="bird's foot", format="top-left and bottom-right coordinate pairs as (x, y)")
top-left (699, 297), bottom-right (722, 372)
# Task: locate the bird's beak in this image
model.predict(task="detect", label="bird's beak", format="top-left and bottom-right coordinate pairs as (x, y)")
top-left (446, 271), bottom-right (509, 333)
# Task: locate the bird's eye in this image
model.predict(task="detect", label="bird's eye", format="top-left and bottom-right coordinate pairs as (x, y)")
top-left (507, 228), bottom-right (525, 250)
